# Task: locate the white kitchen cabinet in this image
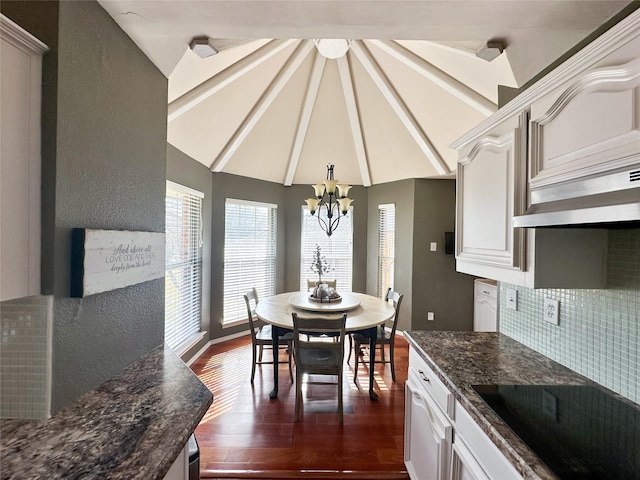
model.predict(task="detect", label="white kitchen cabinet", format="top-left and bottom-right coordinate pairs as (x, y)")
top-left (405, 348), bottom-right (453, 480)
top-left (163, 442), bottom-right (188, 480)
top-left (449, 10), bottom-right (640, 288)
top-left (453, 403), bottom-right (522, 480)
top-left (455, 111), bottom-right (527, 274)
top-left (473, 279), bottom-right (497, 332)
top-left (405, 346), bottom-right (523, 480)
top-left (0, 15), bottom-right (47, 301)
top-left (527, 18), bottom-right (640, 206)
top-left (453, 109), bottom-right (608, 288)
top-left (451, 436), bottom-right (490, 480)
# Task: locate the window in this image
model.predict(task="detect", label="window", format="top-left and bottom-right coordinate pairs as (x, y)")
top-left (223, 199), bottom-right (277, 325)
top-left (300, 206), bottom-right (353, 292)
top-left (378, 204), bottom-right (395, 298)
top-left (165, 181), bottom-right (203, 351)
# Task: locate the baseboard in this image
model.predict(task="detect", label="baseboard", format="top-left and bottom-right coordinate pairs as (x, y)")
top-left (200, 469), bottom-right (410, 479)
top-left (185, 330), bottom-right (251, 366)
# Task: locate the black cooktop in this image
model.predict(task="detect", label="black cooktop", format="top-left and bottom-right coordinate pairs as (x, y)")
top-left (472, 384), bottom-right (640, 480)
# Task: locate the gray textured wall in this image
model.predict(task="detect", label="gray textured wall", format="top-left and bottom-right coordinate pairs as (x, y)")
top-left (412, 179), bottom-right (474, 331)
top-left (164, 158), bottom-right (371, 343)
top-left (366, 179), bottom-right (475, 332)
top-left (366, 180), bottom-right (416, 331)
top-left (2, 0), bottom-right (168, 412)
top-left (208, 175), bottom-right (369, 340)
top-left (209, 173), bottom-right (287, 340)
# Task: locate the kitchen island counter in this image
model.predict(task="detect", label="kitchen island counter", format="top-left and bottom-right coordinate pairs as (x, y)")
top-left (0, 345), bottom-right (212, 479)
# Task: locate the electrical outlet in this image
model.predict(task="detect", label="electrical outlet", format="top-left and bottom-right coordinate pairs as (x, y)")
top-left (427, 312), bottom-right (435, 321)
top-left (542, 390), bottom-right (558, 421)
top-left (506, 288), bottom-right (518, 311)
top-left (543, 298), bottom-right (559, 325)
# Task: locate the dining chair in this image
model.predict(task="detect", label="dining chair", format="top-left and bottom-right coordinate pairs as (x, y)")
top-left (292, 312), bottom-right (347, 422)
top-left (244, 288), bottom-right (293, 384)
top-left (348, 288), bottom-right (403, 383)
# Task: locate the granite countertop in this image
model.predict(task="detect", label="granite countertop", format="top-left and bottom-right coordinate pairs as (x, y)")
top-left (404, 331), bottom-right (596, 480)
top-left (0, 345), bottom-right (213, 480)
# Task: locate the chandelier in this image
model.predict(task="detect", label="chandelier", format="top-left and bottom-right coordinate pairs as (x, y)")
top-left (305, 165), bottom-right (353, 237)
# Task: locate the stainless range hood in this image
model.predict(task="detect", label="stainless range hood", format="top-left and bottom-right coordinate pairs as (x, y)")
top-left (513, 166), bottom-right (640, 227)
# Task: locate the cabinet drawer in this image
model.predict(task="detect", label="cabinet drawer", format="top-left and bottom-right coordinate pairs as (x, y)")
top-left (408, 348), bottom-right (453, 417)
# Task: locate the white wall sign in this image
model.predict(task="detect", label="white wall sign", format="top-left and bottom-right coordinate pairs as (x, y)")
top-left (72, 229), bottom-right (165, 297)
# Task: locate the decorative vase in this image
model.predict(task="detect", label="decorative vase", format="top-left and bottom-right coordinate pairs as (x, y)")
top-left (317, 282), bottom-right (329, 299)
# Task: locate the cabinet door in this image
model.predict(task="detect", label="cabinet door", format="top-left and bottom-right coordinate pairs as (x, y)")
top-left (451, 437), bottom-right (490, 480)
top-left (0, 16), bottom-right (47, 301)
top-left (163, 441), bottom-right (188, 480)
top-left (456, 112), bottom-right (526, 273)
top-left (455, 403), bottom-right (523, 480)
top-left (529, 54), bottom-right (640, 195)
top-left (404, 375), bottom-right (452, 480)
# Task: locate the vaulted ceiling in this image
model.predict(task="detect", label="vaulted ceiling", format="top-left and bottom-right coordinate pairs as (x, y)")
top-left (98, 0), bottom-right (632, 186)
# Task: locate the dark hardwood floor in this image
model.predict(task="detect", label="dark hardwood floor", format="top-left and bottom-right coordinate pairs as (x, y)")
top-left (190, 333), bottom-right (410, 480)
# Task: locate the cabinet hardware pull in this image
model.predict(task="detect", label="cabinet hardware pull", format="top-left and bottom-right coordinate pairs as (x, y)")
top-left (417, 370), bottom-right (430, 383)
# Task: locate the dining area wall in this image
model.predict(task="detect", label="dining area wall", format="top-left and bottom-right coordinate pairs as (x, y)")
top-left (167, 145), bottom-right (475, 363)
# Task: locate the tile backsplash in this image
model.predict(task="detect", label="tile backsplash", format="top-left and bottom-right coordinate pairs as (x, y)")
top-left (500, 228), bottom-right (640, 403)
top-left (0, 295), bottom-right (52, 419)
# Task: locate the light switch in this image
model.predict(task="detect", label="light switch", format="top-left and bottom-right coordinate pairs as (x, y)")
top-left (427, 312), bottom-right (435, 321)
top-left (430, 242), bottom-right (437, 252)
top-left (506, 288), bottom-right (517, 311)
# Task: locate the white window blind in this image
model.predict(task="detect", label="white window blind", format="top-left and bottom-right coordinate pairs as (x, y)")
top-left (223, 199), bottom-right (277, 324)
top-left (300, 206), bottom-right (353, 292)
top-left (165, 181), bottom-right (204, 350)
top-left (378, 203), bottom-right (395, 298)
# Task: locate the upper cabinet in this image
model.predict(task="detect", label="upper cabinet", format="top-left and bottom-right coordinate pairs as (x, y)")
top-left (456, 112), bottom-right (527, 275)
top-left (525, 22), bottom-right (640, 223)
top-left (451, 9), bottom-right (640, 288)
top-left (0, 15), bottom-right (48, 301)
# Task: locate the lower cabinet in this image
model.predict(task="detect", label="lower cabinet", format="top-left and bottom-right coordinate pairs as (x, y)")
top-left (451, 437), bottom-right (490, 480)
top-left (453, 404), bottom-right (522, 480)
top-left (405, 356), bottom-right (453, 480)
top-left (163, 440), bottom-right (189, 480)
top-left (405, 346), bottom-right (522, 480)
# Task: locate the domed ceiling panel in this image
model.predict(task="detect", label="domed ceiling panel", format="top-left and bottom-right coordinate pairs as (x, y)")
top-left (395, 40), bottom-right (518, 103)
top-left (366, 42), bottom-right (488, 172)
top-left (348, 51), bottom-right (443, 184)
top-left (108, 0), bottom-right (636, 187)
top-left (295, 58), bottom-right (362, 186)
top-left (168, 39), bottom-right (270, 102)
top-left (222, 49), bottom-right (314, 184)
top-left (167, 42), bottom-right (298, 168)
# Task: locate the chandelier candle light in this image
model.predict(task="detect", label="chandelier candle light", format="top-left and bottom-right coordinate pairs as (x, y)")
top-left (305, 164), bottom-right (353, 237)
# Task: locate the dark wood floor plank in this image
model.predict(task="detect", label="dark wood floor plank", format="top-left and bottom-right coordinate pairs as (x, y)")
top-left (191, 333), bottom-right (409, 480)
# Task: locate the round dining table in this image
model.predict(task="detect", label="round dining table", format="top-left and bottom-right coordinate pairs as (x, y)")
top-left (255, 291), bottom-right (395, 400)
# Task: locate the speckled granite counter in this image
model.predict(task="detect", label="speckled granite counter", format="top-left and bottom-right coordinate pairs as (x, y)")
top-left (0, 345), bottom-right (212, 480)
top-left (404, 331), bottom-right (637, 480)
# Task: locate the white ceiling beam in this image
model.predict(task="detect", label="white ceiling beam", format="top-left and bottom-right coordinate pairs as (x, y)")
top-left (368, 40), bottom-right (497, 117)
top-left (350, 40), bottom-right (451, 176)
top-left (211, 40), bottom-right (315, 172)
top-left (168, 39), bottom-right (296, 122)
top-left (337, 54), bottom-right (371, 187)
top-left (284, 51), bottom-right (326, 186)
